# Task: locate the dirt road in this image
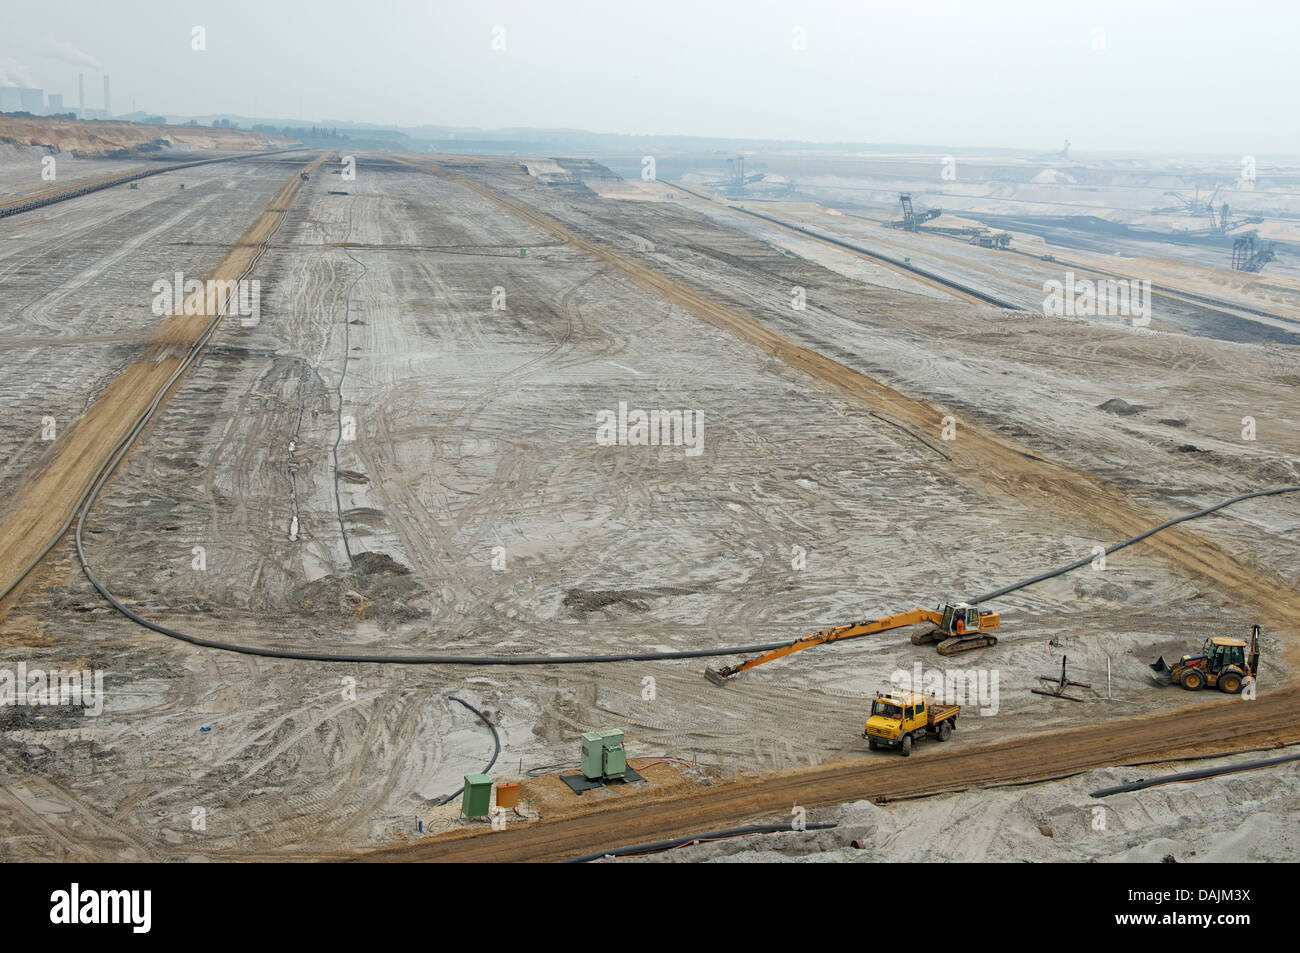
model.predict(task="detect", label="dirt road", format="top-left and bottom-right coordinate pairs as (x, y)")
top-left (0, 153), bottom-right (325, 609)
top-left (369, 686), bottom-right (1300, 862)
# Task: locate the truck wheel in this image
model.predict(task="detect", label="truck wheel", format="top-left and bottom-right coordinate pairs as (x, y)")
top-left (1219, 673), bottom-right (1243, 694)
top-left (900, 734), bottom-right (913, 757)
top-left (1181, 670), bottom-right (1204, 690)
top-left (937, 722), bottom-right (952, 742)
top-left (868, 738), bottom-right (878, 750)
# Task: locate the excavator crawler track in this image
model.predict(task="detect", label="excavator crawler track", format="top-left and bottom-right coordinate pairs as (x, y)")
top-left (936, 635), bottom-right (997, 656)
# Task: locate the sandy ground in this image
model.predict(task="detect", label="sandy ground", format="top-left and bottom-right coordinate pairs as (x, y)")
top-left (1, 152), bottom-right (1298, 860)
top-left (613, 748), bottom-right (1300, 863)
top-left (0, 115), bottom-right (290, 158)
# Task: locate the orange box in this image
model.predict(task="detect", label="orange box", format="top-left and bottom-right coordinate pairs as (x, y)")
top-left (495, 782), bottom-right (520, 809)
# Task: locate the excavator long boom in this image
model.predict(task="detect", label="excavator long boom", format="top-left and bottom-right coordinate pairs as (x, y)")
top-left (705, 608), bottom-right (941, 684)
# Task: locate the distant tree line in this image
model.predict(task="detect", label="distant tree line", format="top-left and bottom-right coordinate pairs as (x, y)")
top-left (252, 124), bottom-right (349, 140)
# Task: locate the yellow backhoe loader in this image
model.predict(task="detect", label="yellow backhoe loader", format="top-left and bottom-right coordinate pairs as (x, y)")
top-left (1150, 624), bottom-right (1259, 693)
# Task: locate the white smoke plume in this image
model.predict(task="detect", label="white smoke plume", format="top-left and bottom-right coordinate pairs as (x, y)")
top-left (0, 57), bottom-right (37, 88)
top-left (40, 37), bottom-right (102, 71)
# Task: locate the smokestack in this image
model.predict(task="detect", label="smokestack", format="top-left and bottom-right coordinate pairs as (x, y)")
top-left (78, 72), bottom-right (84, 113)
top-left (103, 74), bottom-right (110, 116)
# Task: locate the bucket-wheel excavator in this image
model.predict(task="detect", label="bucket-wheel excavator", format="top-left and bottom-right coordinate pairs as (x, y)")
top-left (705, 602), bottom-right (999, 684)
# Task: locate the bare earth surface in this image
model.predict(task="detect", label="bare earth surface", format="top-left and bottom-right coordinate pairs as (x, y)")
top-left (1, 151), bottom-right (1297, 861)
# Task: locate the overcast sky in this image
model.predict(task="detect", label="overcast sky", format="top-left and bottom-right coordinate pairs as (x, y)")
top-left (3, 0), bottom-right (1296, 155)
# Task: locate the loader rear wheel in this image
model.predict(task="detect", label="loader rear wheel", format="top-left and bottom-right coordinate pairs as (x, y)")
top-left (937, 722), bottom-right (952, 742)
top-left (1181, 670), bottom-right (1204, 690)
top-left (900, 734), bottom-right (913, 757)
top-left (1219, 673), bottom-right (1243, 694)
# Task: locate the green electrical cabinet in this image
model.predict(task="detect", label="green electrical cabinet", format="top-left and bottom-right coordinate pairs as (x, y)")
top-left (581, 729), bottom-right (626, 780)
top-left (603, 737), bottom-right (627, 778)
top-left (462, 774), bottom-right (492, 817)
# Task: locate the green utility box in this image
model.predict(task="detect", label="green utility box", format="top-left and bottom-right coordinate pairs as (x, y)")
top-left (581, 729), bottom-right (627, 781)
top-left (462, 774), bottom-right (492, 817)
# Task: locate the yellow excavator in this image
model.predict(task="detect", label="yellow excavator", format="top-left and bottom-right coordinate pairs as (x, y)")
top-left (705, 601), bottom-right (1000, 684)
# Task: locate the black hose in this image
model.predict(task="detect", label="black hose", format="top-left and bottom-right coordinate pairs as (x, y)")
top-left (435, 697), bottom-right (501, 804)
top-left (968, 484), bottom-right (1300, 605)
top-left (560, 822), bottom-right (837, 863)
top-left (55, 163), bottom-right (1300, 667)
top-left (0, 156), bottom-right (311, 605)
top-left (75, 473), bottom-right (1300, 664)
top-left (0, 148), bottom-right (304, 220)
top-left (1090, 750), bottom-right (1300, 797)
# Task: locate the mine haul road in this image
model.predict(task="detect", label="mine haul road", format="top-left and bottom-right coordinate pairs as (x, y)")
top-left (0, 153), bottom-right (326, 609)
top-left (367, 688), bottom-right (1300, 862)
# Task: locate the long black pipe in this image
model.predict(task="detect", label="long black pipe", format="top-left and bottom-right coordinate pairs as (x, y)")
top-left (0, 149), bottom-right (302, 220)
top-left (58, 169), bottom-right (1300, 666)
top-left (968, 484), bottom-right (1300, 605)
top-left (76, 470), bottom-right (1300, 665)
top-left (560, 822), bottom-right (837, 863)
top-left (1090, 750), bottom-right (1300, 797)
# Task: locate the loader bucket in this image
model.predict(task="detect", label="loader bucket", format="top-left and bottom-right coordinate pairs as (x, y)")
top-left (704, 666), bottom-right (732, 686)
top-left (1149, 656), bottom-right (1171, 680)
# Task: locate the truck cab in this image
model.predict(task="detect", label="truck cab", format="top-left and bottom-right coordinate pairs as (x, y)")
top-left (865, 692), bottom-right (924, 741)
top-left (864, 691), bottom-right (959, 756)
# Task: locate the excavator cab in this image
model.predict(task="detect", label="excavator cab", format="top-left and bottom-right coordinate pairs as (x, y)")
top-left (939, 603), bottom-right (973, 635)
top-left (910, 602), bottom-right (1000, 656)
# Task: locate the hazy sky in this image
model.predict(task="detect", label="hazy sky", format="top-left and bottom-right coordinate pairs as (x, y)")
top-left (3, 0), bottom-right (1297, 154)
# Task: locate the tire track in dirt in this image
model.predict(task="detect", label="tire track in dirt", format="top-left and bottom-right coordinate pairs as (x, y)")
top-left (345, 157), bottom-right (1300, 860)
top-left (0, 153), bottom-right (326, 613)
top-left (396, 158), bottom-right (1300, 644)
top-left (367, 683), bottom-right (1300, 862)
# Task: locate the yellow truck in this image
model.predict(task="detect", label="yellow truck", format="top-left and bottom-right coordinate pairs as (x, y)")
top-left (863, 690), bottom-right (960, 756)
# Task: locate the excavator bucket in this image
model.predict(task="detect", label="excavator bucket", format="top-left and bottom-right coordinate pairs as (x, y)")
top-left (704, 667), bottom-right (732, 686)
top-left (1149, 656), bottom-right (1171, 680)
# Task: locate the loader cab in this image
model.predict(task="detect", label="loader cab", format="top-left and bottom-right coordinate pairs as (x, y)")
top-left (1205, 637), bottom-right (1247, 673)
